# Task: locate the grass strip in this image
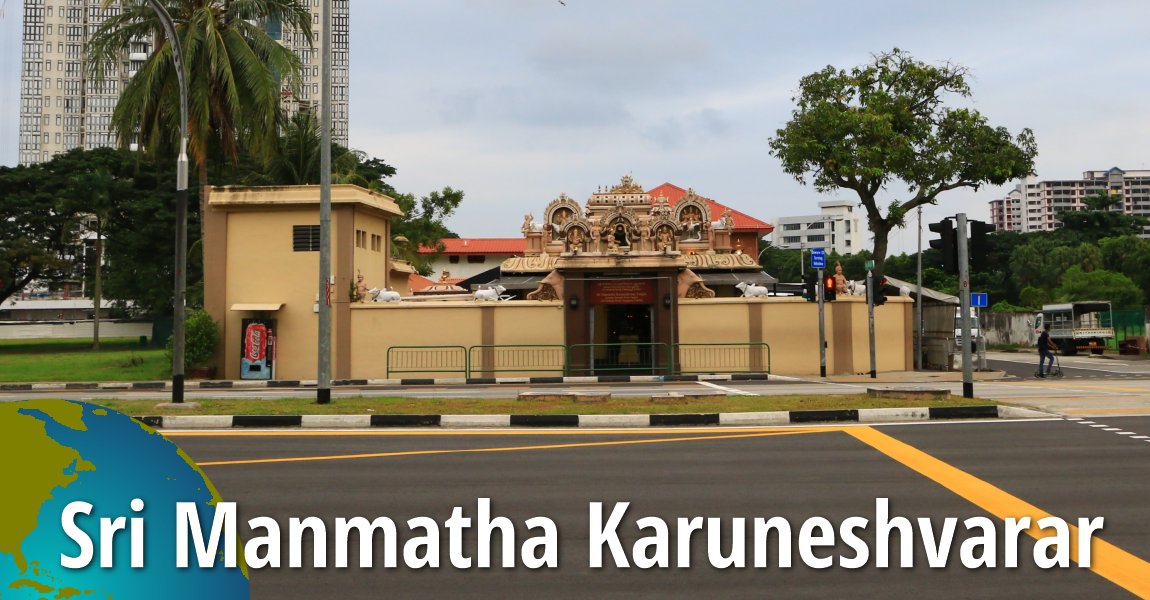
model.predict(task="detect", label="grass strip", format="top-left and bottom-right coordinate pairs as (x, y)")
top-left (85, 394), bottom-right (994, 417)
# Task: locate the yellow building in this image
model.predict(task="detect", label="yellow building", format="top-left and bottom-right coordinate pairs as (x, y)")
top-left (203, 182), bottom-right (913, 381)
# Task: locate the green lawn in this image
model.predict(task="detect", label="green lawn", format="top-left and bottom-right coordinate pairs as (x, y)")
top-left (0, 337), bottom-right (169, 382)
top-left (88, 394), bottom-right (993, 416)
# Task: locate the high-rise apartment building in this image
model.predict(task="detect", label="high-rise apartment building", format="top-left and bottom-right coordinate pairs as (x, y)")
top-left (772, 200), bottom-right (864, 256)
top-left (269, 0), bottom-right (350, 145)
top-left (19, 0), bottom-right (348, 166)
top-left (989, 168), bottom-right (1150, 234)
top-left (18, 1), bottom-right (150, 165)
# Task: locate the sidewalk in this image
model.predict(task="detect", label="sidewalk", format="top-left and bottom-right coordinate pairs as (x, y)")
top-left (1, 370), bottom-right (1010, 392)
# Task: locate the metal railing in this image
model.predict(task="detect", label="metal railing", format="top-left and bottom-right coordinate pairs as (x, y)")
top-left (671, 343), bottom-right (771, 374)
top-left (385, 342), bottom-right (773, 378)
top-left (466, 344), bottom-right (566, 378)
top-left (385, 345), bottom-right (467, 378)
top-left (565, 342), bottom-right (671, 376)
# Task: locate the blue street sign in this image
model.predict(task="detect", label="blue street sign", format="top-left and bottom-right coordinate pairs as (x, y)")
top-left (810, 248), bottom-right (826, 270)
top-left (971, 292), bottom-right (988, 308)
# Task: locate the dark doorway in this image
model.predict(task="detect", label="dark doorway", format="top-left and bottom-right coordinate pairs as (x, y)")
top-left (591, 303), bottom-right (654, 374)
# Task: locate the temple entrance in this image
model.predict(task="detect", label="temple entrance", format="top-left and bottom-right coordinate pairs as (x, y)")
top-left (591, 303), bottom-right (654, 374)
top-left (587, 279), bottom-right (657, 374)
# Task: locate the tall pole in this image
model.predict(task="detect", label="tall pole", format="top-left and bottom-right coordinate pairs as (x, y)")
top-left (817, 267), bottom-right (826, 378)
top-left (147, 0), bottom-right (188, 403)
top-left (957, 213), bottom-right (974, 398)
top-left (867, 269), bottom-right (876, 378)
top-left (916, 206), bottom-right (923, 370)
top-left (317, 0), bottom-right (333, 404)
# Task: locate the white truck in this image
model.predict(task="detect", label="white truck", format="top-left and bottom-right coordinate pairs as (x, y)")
top-left (1033, 301), bottom-right (1115, 356)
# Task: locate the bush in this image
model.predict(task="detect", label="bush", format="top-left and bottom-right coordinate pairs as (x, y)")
top-left (167, 309), bottom-right (219, 369)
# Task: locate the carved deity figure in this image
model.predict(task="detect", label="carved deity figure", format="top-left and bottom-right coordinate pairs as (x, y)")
top-left (590, 221), bottom-right (602, 253)
top-left (613, 223), bottom-right (630, 248)
top-left (521, 213), bottom-right (536, 235)
top-left (656, 225), bottom-right (675, 251)
top-left (833, 261), bottom-right (849, 294)
top-left (355, 271), bottom-right (369, 303)
top-left (567, 227), bottom-right (585, 252)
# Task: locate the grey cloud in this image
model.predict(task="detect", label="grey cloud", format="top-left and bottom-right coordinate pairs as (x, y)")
top-left (641, 108), bottom-right (732, 148)
top-left (432, 86), bottom-right (632, 129)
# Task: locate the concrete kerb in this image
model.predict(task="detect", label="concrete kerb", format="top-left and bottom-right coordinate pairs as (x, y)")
top-left (135, 404), bottom-right (1053, 430)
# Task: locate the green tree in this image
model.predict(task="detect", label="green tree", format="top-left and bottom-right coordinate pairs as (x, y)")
top-left (769, 49), bottom-right (1037, 282)
top-left (394, 188), bottom-right (465, 275)
top-left (1055, 267), bottom-right (1141, 308)
top-left (88, 0), bottom-right (314, 237)
top-left (0, 164), bottom-right (80, 304)
top-left (65, 168), bottom-right (134, 349)
top-left (1056, 193), bottom-right (1147, 243)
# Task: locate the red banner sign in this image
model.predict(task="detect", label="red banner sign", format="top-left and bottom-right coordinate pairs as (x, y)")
top-left (589, 281), bottom-right (655, 305)
top-left (244, 324), bottom-right (268, 362)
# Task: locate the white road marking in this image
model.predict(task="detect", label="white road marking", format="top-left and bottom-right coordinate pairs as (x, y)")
top-left (696, 381), bottom-right (754, 396)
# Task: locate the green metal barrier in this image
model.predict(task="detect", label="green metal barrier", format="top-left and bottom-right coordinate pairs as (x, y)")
top-left (1105, 308), bottom-right (1145, 351)
top-left (671, 343), bottom-right (771, 374)
top-left (386, 345), bottom-right (468, 378)
top-left (565, 342), bottom-right (671, 376)
top-left (466, 345), bottom-right (566, 378)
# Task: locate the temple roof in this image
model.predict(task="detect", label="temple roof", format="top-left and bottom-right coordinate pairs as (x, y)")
top-left (646, 183), bottom-right (774, 234)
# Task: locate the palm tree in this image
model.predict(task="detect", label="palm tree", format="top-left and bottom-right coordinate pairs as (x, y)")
top-left (88, 0), bottom-right (314, 233)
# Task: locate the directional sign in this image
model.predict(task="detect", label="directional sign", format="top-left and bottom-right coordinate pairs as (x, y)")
top-left (810, 248), bottom-right (826, 270)
top-left (971, 292), bottom-right (988, 308)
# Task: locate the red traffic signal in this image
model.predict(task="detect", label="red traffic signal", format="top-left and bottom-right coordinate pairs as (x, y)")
top-left (823, 275), bottom-right (837, 301)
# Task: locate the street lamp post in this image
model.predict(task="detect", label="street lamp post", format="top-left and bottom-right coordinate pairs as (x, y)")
top-left (145, 0), bottom-right (188, 404)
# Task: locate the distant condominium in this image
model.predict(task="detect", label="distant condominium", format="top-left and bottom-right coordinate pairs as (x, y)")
top-left (18, 0), bottom-right (348, 166)
top-left (990, 168), bottom-right (1150, 234)
top-left (771, 200), bottom-right (864, 256)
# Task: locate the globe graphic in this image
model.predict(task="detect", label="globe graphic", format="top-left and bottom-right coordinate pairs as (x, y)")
top-left (0, 399), bottom-right (249, 599)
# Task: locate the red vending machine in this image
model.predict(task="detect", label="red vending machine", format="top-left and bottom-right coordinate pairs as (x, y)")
top-left (240, 318), bottom-right (276, 380)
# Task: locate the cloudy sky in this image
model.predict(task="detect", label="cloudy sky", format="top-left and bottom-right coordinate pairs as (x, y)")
top-left (3, 0), bottom-right (1149, 254)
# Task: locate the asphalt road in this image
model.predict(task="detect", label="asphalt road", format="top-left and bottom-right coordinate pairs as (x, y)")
top-left (172, 418), bottom-right (1150, 598)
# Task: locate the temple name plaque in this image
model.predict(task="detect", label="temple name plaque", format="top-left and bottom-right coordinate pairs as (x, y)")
top-left (589, 281), bottom-right (655, 305)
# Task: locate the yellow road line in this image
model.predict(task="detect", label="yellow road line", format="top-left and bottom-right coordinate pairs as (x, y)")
top-left (197, 429), bottom-right (831, 467)
top-left (165, 426), bottom-right (830, 438)
top-left (994, 381), bottom-right (1150, 394)
top-left (848, 427), bottom-right (1150, 597)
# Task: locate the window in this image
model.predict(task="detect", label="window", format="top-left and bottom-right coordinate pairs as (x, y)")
top-left (292, 225), bottom-right (321, 251)
top-left (355, 229), bottom-right (366, 248)
top-left (783, 223), bottom-right (801, 231)
top-left (449, 255), bottom-right (460, 263)
top-left (467, 255), bottom-right (485, 264)
top-left (370, 234), bottom-right (382, 252)
top-left (806, 235), bottom-right (826, 242)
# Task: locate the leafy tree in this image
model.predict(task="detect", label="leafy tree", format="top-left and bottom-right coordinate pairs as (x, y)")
top-left (1056, 193), bottom-right (1147, 243)
top-left (1055, 267), bottom-right (1141, 308)
top-left (88, 0), bottom-right (314, 238)
top-left (1019, 286), bottom-right (1053, 309)
top-left (769, 49), bottom-right (1037, 281)
top-left (65, 168), bottom-right (134, 348)
top-left (0, 164), bottom-right (80, 305)
top-left (395, 188), bottom-right (465, 275)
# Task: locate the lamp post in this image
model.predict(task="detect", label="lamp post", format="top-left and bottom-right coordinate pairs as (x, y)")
top-left (145, 0), bottom-right (188, 404)
top-left (316, 0), bottom-right (333, 404)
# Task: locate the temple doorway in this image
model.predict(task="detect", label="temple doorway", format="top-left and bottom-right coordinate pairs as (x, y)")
top-left (586, 279), bottom-right (657, 374)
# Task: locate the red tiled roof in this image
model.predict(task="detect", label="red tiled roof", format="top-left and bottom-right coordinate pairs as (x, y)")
top-left (407, 274), bottom-right (436, 292)
top-left (646, 183), bottom-right (775, 235)
top-left (417, 238), bottom-right (527, 255)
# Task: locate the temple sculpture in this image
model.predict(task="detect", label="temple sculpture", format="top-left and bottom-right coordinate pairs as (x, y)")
top-left (505, 175), bottom-right (775, 299)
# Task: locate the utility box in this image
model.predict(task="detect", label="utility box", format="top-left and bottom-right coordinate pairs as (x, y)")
top-left (240, 318), bottom-right (276, 380)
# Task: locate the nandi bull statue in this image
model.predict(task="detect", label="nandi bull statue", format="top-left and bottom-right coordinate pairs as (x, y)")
top-left (473, 284), bottom-right (508, 301)
top-left (368, 288), bottom-right (402, 302)
top-left (735, 281), bottom-right (770, 298)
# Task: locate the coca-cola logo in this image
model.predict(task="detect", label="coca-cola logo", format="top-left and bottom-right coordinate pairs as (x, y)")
top-left (245, 324), bottom-right (268, 362)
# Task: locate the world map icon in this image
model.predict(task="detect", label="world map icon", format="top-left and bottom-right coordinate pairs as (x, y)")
top-left (1, 399), bottom-right (249, 598)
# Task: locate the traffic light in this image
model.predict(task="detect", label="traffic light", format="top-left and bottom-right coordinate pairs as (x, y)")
top-left (870, 273), bottom-right (888, 306)
top-left (823, 274), bottom-right (837, 302)
top-left (928, 219), bottom-right (957, 274)
top-left (968, 220), bottom-right (993, 272)
top-left (802, 272), bottom-right (817, 302)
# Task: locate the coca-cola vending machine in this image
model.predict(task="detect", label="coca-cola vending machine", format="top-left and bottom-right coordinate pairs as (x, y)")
top-left (240, 318), bottom-right (275, 380)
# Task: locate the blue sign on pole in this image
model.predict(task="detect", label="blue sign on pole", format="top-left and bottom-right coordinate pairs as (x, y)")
top-left (971, 292), bottom-right (988, 308)
top-left (810, 248), bottom-right (826, 270)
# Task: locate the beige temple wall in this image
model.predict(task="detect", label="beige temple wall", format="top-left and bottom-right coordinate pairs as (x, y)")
top-left (348, 301), bottom-right (567, 379)
top-left (677, 296), bottom-right (913, 375)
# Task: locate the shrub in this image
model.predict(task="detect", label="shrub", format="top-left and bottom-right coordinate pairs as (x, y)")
top-left (167, 309), bottom-right (219, 369)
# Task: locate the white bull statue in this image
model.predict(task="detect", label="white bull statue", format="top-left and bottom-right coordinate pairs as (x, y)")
top-left (847, 280), bottom-right (866, 296)
top-left (368, 288), bottom-right (402, 302)
top-left (736, 281), bottom-right (770, 298)
top-left (473, 285), bottom-right (508, 301)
